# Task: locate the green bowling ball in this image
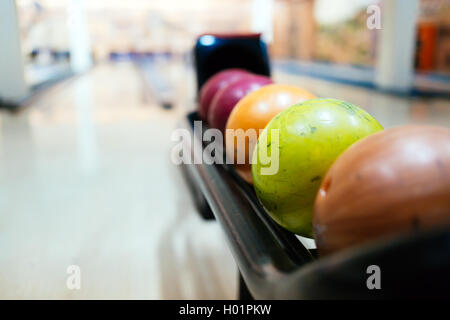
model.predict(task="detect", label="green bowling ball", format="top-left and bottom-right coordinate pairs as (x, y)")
top-left (251, 98), bottom-right (383, 238)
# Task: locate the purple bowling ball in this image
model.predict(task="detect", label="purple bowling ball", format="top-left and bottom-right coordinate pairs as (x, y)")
top-left (208, 74), bottom-right (273, 132)
top-left (198, 69), bottom-right (249, 121)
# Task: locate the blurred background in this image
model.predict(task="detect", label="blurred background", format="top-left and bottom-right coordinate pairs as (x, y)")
top-left (10, 0), bottom-right (450, 90)
top-left (0, 0), bottom-right (449, 299)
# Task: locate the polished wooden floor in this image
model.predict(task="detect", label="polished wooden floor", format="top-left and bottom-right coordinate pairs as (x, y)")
top-left (0, 61), bottom-right (448, 299)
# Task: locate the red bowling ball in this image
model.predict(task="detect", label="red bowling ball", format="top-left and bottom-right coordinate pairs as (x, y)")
top-left (198, 69), bottom-right (249, 121)
top-left (208, 75), bottom-right (273, 132)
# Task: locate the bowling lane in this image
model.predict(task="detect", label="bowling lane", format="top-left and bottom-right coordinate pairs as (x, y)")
top-left (0, 62), bottom-right (237, 299)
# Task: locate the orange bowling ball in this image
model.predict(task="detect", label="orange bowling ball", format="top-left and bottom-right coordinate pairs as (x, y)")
top-left (225, 84), bottom-right (316, 183)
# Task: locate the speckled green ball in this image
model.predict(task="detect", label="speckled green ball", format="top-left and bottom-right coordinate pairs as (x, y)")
top-left (251, 98), bottom-right (383, 237)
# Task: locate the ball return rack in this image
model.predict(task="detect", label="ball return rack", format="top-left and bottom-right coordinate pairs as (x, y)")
top-left (180, 112), bottom-right (450, 299)
top-left (180, 34), bottom-right (450, 299)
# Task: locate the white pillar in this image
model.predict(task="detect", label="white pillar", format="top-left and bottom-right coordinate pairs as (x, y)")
top-left (375, 0), bottom-right (419, 93)
top-left (0, 0), bottom-right (29, 101)
top-left (251, 0), bottom-right (274, 44)
top-left (68, 0), bottom-right (92, 73)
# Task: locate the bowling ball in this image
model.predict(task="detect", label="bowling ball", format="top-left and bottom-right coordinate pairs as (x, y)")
top-left (208, 74), bottom-right (273, 132)
top-left (314, 125), bottom-right (450, 255)
top-left (252, 98), bottom-right (383, 237)
top-left (225, 84), bottom-right (316, 183)
top-left (198, 69), bottom-right (249, 120)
